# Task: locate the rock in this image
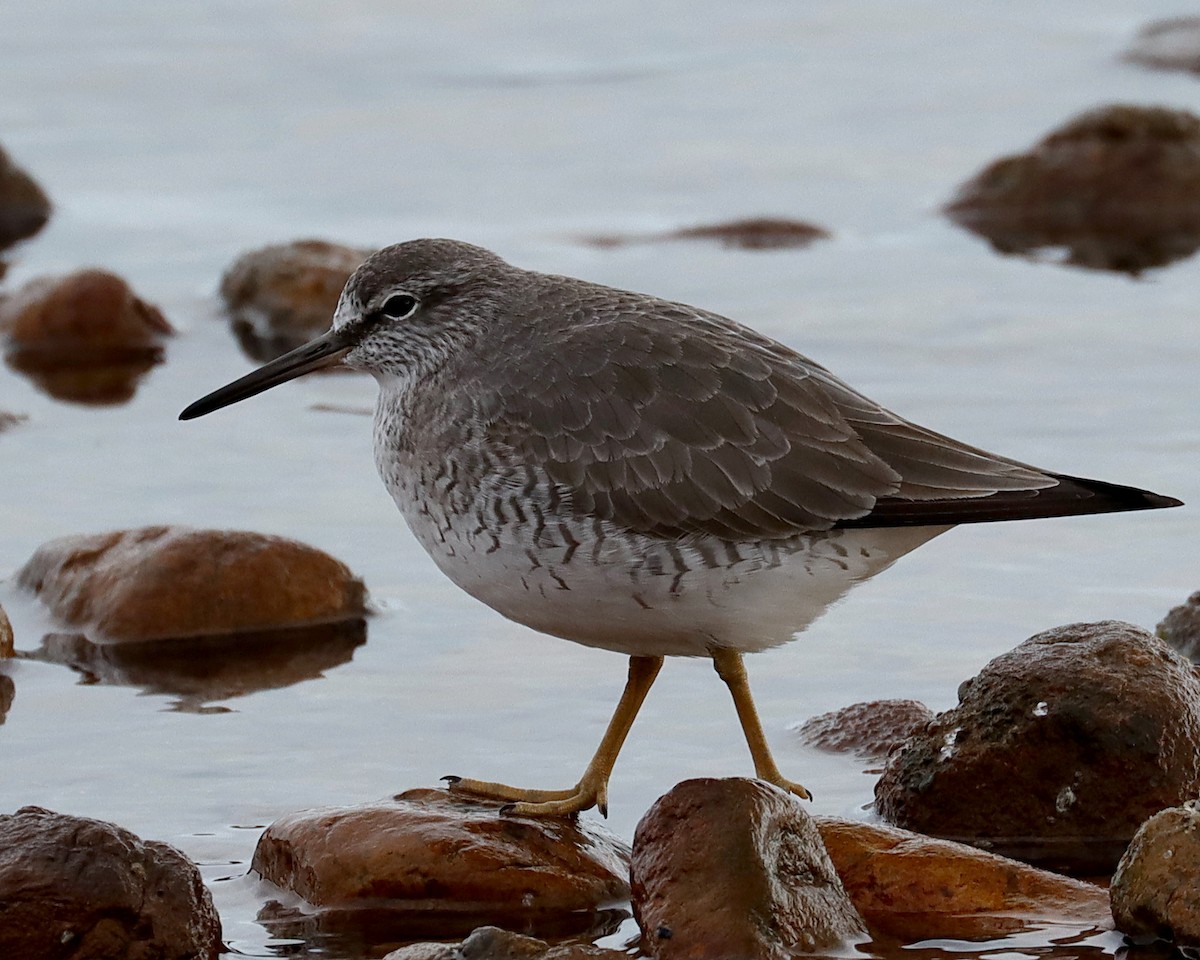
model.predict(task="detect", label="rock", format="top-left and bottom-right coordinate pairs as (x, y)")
top-left (793, 699), bottom-right (933, 759)
top-left (1111, 801), bottom-right (1200, 945)
top-left (384, 926), bottom-right (626, 960)
top-left (0, 411), bottom-right (27, 433)
top-left (631, 778), bottom-right (866, 959)
top-left (220, 239), bottom-right (373, 363)
top-left (1157, 590), bottom-right (1200, 660)
top-left (875, 621), bottom-right (1200, 873)
top-left (815, 816), bottom-right (1111, 941)
top-left (0, 805), bottom-right (221, 960)
top-left (252, 790), bottom-right (630, 946)
top-left (1125, 17), bottom-right (1200, 75)
top-left (18, 526), bottom-right (366, 643)
top-left (945, 105), bottom-right (1200, 274)
top-left (588, 217), bottom-right (830, 251)
top-left (0, 269), bottom-right (172, 405)
top-left (0, 603), bottom-right (12, 658)
top-left (0, 145), bottom-right (50, 250)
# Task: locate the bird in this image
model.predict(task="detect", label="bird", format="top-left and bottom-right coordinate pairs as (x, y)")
top-left (181, 238), bottom-right (1182, 817)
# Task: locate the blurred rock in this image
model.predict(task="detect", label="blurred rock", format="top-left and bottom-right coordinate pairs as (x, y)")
top-left (0, 603), bottom-right (12, 658)
top-left (794, 699), bottom-right (932, 759)
top-left (815, 816), bottom-right (1111, 941)
top-left (0, 145), bottom-right (50, 250)
top-left (588, 217), bottom-right (830, 251)
top-left (945, 105), bottom-right (1200, 274)
top-left (631, 778), bottom-right (866, 959)
top-left (1111, 801), bottom-right (1200, 945)
top-left (29, 619), bottom-right (366, 712)
top-left (252, 790), bottom-right (629, 948)
top-left (1157, 590), bottom-right (1200, 660)
top-left (0, 805), bottom-right (221, 960)
top-left (220, 239), bottom-right (373, 363)
top-left (0, 676), bottom-right (13, 725)
top-left (0, 269), bottom-right (172, 405)
top-left (18, 526), bottom-right (366, 642)
top-left (875, 621), bottom-right (1200, 873)
top-left (1125, 17), bottom-right (1200, 75)
top-left (384, 926), bottom-right (626, 960)
top-left (0, 411), bottom-right (26, 433)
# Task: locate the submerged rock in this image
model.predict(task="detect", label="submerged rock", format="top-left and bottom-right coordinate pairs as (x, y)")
top-left (1111, 802), bottom-right (1200, 945)
top-left (0, 805), bottom-right (221, 960)
top-left (252, 790), bottom-right (629, 947)
top-left (794, 699), bottom-right (933, 759)
top-left (875, 621), bottom-right (1200, 873)
top-left (631, 778), bottom-right (866, 959)
top-left (1125, 17), bottom-right (1200, 76)
top-left (588, 217), bottom-right (830, 251)
top-left (383, 925), bottom-right (626, 960)
top-left (220, 239), bottom-right (373, 363)
top-left (945, 105), bottom-right (1200, 274)
top-left (1157, 590), bottom-right (1200, 660)
top-left (18, 526), bottom-right (366, 643)
top-left (0, 145), bottom-right (50, 250)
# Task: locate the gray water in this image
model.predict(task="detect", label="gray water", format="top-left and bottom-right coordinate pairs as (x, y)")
top-left (1, 3), bottom-right (1196, 956)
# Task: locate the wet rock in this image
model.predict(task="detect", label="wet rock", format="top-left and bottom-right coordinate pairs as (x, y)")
top-left (588, 217), bottom-right (830, 251)
top-left (631, 778), bottom-right (866, 959)
top-left (0, 145), bottom-right (50, 250)
top-left (0, 269), bottom-right (172, 405)
top-left (1125, 17), bottom-right (1200, 76)
top-left (1111, 801), bottom-right (1200, 945)
top-left (0, 805), bottom-right (221, 960)
top-left (794, 699), bottom-right (933, 759)
top-left (384, 926), bottom-right (626, 960)
top-left (945, 105), bottom-right (1200, 274)
top-left (220, 239), bottom-right (373, 363)
top-left (815, 816), bottom-right (1111, 941)
top-left (1157, 590), bottom-right (1200, 660)
top-left (18, 526), bottom-right (366, 643)
top-left (875, 621), bottom-right (1200, 873)
top-left (252, 790), bottom-right (629, 947)
top-left (0, 603), bottom-right (12, 658)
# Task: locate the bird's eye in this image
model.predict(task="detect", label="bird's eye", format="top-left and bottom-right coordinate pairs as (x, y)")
top-left (380, 293), bottom-right (419, 319)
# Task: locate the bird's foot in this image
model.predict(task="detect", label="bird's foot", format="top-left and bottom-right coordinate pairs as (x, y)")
top-left (760, 772), bottom-right (813, 802)
top-left (443, 774), bottom-right (608, 817)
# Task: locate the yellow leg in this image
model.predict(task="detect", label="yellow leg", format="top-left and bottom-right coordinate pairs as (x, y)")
top-left (711, 648), bottom-right (812, 801)
top-left (447, 655), bottom-right (663, 817)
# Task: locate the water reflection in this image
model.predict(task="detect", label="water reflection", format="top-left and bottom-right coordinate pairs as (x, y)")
top-left (4, 344), bottom-right (164, 406)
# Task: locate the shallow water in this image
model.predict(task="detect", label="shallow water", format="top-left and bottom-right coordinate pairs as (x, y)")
top-left (1, 2), bottom-right (1197, 956)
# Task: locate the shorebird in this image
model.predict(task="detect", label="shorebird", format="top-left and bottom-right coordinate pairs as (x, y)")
top-left (181, 239), bottom-right (1181, 816)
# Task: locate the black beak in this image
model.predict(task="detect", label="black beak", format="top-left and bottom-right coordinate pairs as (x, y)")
top-left (179, 328), bottom-right (354, 420)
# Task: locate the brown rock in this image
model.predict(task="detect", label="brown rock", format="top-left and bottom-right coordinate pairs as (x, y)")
top-left (588, 217), bottom-right (830, 251)
top-left (815, 816), bottom-right (1111, 941)
top-left (1111, 802), bottom-right (1200, 945)
top-left (875, 621), bottom-right (1200, 873)
top-left (0, 805), bottom-right (221, 960)
top-left (794, 699), bottom-right (933, 759)
top-left (0, 269), bottom-right (172, 405)
top-left (0, 603), bottom-right (12, 657)
top-left (252, 790), bottom-right (630, 946)
top-left (1125, 17), bottom-right (1200, 75)
top-left (384, 926), bottom-right (626, 960)
top-left (0, 145), bottom-right (50, 249)
top-left (945, 105), bottom-right (1200, 274)
top-left (1157, 590), bottom-right (1200, 660)
top-left (18, 526), bottom-right (366, 643)
top-left (220, 239), bottom-right (373, 363)
top-left (631, 778), bottom-right (866, 959)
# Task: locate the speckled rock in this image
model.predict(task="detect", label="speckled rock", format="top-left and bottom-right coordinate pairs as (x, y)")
top-left (220, 239), bottom-right (373, 362)
top-left (252, 790), bottom-right (630, 945)
top-left (589, 217), bottom-right (829, 251)
top-left (0, 145), bottom-right (50, 249)
top-left (945, 105), bottom-right (1200, 274)
top-left (631, 778), bottom-right (866, 959)
top-left (1111, 801), bottom-right (1200, 945)
top-left (1125, 17), bottom-right (1200, 75)
top-left (18, 526), bottom-right (366, 642)
top-left (815, 816), bottom-right (1111, 941)
top-left (0, 805), bottom-right (221, 960)
top-left (875, 621), bottom-right (1200, 873)
top-left (794, 699), bottom-right (933, 759)
top-left (383, 926), bottom-right (626, 960)
top-left (1157, 591), bottom-right (1200, 660)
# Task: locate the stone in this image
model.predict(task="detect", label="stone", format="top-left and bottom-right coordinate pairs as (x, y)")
top-left (1157, 590), bottom-right (1200, 660)
top-left (793, 699), bottom-right (933, 759)
top-left (0, 603), bottom-right (12, 657)
top-left (18, 526), bottom-right (366, 643)
top-left (0, 805), bottom-right (221, 960)
top-left (220, 239), bottom-right (373, 363)
top-left (945, 105), bottom-right (1200, 274)
top-left (630, 778), bottom-right (866, 959)
top-left (588, 217), bottom-right (830, 251)
top-left (0, 411), bottom-right (27, 433)
top-left (1111, 801), bottom-right (1200, 945)
top-left (1125, 17), bottom-right (1200, 75)
top-left (0, 145), bottom-right (50, 249)
top-left (875, 621), bottom-right (1200, 873)
top-left (383, 926), bottom-right (626, 960)
top-left (814, 816), bottom-right (1111, 941)
top-left (252, 790), bottom-right (630, 946)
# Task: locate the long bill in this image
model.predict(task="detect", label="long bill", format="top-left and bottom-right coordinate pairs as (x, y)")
top-left (179, 328), bottom-right (354, 420)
